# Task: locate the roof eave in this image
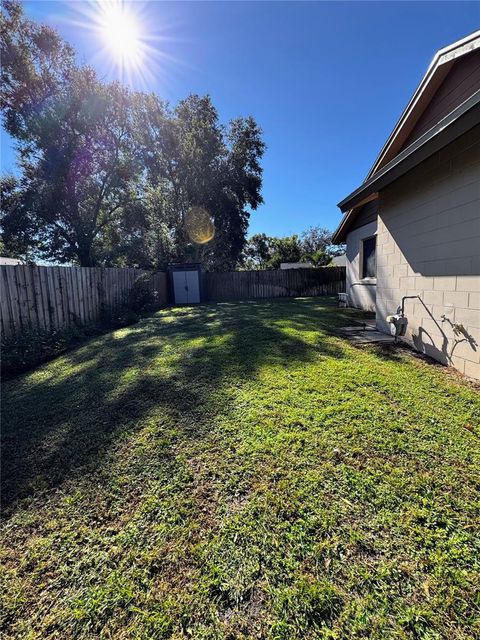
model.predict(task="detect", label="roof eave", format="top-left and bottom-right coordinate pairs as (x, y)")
top-left (332, 91), bottom-right (480, 243)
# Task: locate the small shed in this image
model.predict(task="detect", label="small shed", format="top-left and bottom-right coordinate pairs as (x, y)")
top-left (168, 263), bottom-right (203, 305)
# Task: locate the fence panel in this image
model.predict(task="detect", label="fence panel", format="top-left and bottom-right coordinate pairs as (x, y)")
top-left (0, 265), bottom-right (169, 338)
top-left (204, 267), bottom-right (346, 302)
top-left (1, 265), bottom-right (344, 338)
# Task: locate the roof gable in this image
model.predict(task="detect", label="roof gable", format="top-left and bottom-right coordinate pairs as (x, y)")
top-left (367, 30), bottom-right (480, 178)
top-left (401, 50), bottom-right (480, 149)
top-left (332, 30), bottom-right (480, 244)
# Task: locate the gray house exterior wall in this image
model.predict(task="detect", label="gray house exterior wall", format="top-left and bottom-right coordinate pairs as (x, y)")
top-left (345, 219), bottom-right (377, 312)
top-left (375, 125), bottom-right (480, 379)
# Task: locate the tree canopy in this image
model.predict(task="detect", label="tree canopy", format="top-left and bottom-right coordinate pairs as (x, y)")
top-left (0, 0), bottom-right (265, 269)
top-left (241, 227), bottom-right (344, 270)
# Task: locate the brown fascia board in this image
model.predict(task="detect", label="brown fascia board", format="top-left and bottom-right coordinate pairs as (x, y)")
top-left (366, 30), bottom-right (480, 179)
top-left (332, 90), bottom-right (480, 243)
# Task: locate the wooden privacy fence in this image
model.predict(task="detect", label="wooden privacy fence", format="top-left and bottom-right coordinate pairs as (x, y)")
top-left (204, 266), bottom-right (346, 302)
top-left (1, 264), bottom-right (345, 338)
top-left (0, 265), bottom-right (168, 338)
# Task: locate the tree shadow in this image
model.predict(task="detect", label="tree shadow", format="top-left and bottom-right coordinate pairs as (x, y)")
top-left (361, 341), bottom-right (423, 364)
top-left (1, 298), bottom-right (348, 514)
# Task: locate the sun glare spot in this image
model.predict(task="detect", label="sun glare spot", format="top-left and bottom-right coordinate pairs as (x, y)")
top-left (97, 2), bottom-right (143, 69)
top-left (66, 0), bottom-right (185, 89)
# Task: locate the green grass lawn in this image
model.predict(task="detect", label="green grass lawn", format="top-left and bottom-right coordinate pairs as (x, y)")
top-left (1, 297), bottom-right (479, 640)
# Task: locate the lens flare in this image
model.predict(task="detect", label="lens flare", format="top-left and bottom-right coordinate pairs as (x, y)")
top-left (185, 207), bottom-right (215, 245)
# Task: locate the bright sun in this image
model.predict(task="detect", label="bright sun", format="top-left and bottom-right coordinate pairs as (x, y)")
top-left (98, 2), bottom-right (143, 68)
top-left (68, 0), bottom-right (169, 88)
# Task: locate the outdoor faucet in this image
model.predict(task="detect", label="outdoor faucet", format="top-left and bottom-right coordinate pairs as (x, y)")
top-left (441, 315), bottom-right (466, 336)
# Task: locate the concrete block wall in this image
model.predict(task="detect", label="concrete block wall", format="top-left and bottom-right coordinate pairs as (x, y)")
top-left (345, 220), bottom-right (377, 312)
top-left (376, 126), bottom-right (480, 379)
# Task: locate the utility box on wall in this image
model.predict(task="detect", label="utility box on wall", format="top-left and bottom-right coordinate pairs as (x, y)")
top-left (168, 263), bottom-right (203, 305)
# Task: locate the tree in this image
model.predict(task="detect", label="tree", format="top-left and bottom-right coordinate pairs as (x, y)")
top-left (1, 2), bottom-right (145, 265)
top-left (1, 2), bottom-right (265, 269)
top-left (135, 94), bottom-right (265, 271)
top-left (214, 115), bottom-right (265, 269)
top-left (241, 226), bottom-right (345, 270)
top-left (267, 235), bottom-right (303, 269)
top-left (305, 249), bottom-right (331, 267)
top-left (100, 184), bottom-right (179, 269)
top-left (0, 175), bottom-right (38, 260)
top-left (242, 233), bottom-right (274, 269)
top-left (2, 75), bottom-right (144, 267)
top-left (300, 226), bottom-right (345, 266)
top-left (1, 0), bottom-right (76, 138)
top-left (301, 226), bottom-right (333, 255)
top-left (241, 233), bottom-right (304, 270)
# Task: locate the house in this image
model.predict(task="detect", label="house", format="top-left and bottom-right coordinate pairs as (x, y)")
top-left (333, 30), bottom-right (480, 379)
top-left (0, 257), bottom-right (24, 265)
top-left (279, 262), bottom-right (314, 269)
top-left (330, 254), bottom-right (347, 268)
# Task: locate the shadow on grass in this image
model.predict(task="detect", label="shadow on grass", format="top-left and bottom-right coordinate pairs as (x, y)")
top-left (1, 297), bottom-right (348, 513)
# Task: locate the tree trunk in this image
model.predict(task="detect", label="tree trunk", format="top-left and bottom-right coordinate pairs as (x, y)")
top-left (77, 244), bottom-right (94, 267)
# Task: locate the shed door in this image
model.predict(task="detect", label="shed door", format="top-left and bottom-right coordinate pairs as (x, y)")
top-left (172, 270), bottom-right (200, 304)
top-left (185, 270), bottom-right (200, 303)
top-left (173, 271), bottom-right (189, 304)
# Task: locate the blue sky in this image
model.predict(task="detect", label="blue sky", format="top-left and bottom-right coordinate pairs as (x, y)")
top-left (1, 1), bottom-right (479, 237)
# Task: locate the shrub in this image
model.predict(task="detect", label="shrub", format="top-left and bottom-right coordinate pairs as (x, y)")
top-left (1, 326), bottom-right (84, 377)
top-left (128, 274), bottom-right (156, 313)
top-left (116, 309), bottom-right (140, 327)
top-left (99, 305), bottom-right (139, 330)
top-left (1, 311), bottom-right (139, 378)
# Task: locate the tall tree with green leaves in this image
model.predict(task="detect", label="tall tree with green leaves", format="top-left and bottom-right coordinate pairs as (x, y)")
top-left (268, 235), bottom-right (303, 269)
top-left (1, 1), bottom-right (145, 266)
top-left (242, 232), bottom-right (274, 269)
top-left (1, 1), bottom-right (265, 269)
top-left (135, 94), bottom-right (265, 270)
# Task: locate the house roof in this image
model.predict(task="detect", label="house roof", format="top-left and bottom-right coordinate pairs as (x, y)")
top-left (337, 91), bottom-right (480, 212)
top-left (367, 29), bottom-right (480, 177)
top-left (0, 257), bottom-right (24, 265)
top-left (333, 30), bottom-right (480, 244)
